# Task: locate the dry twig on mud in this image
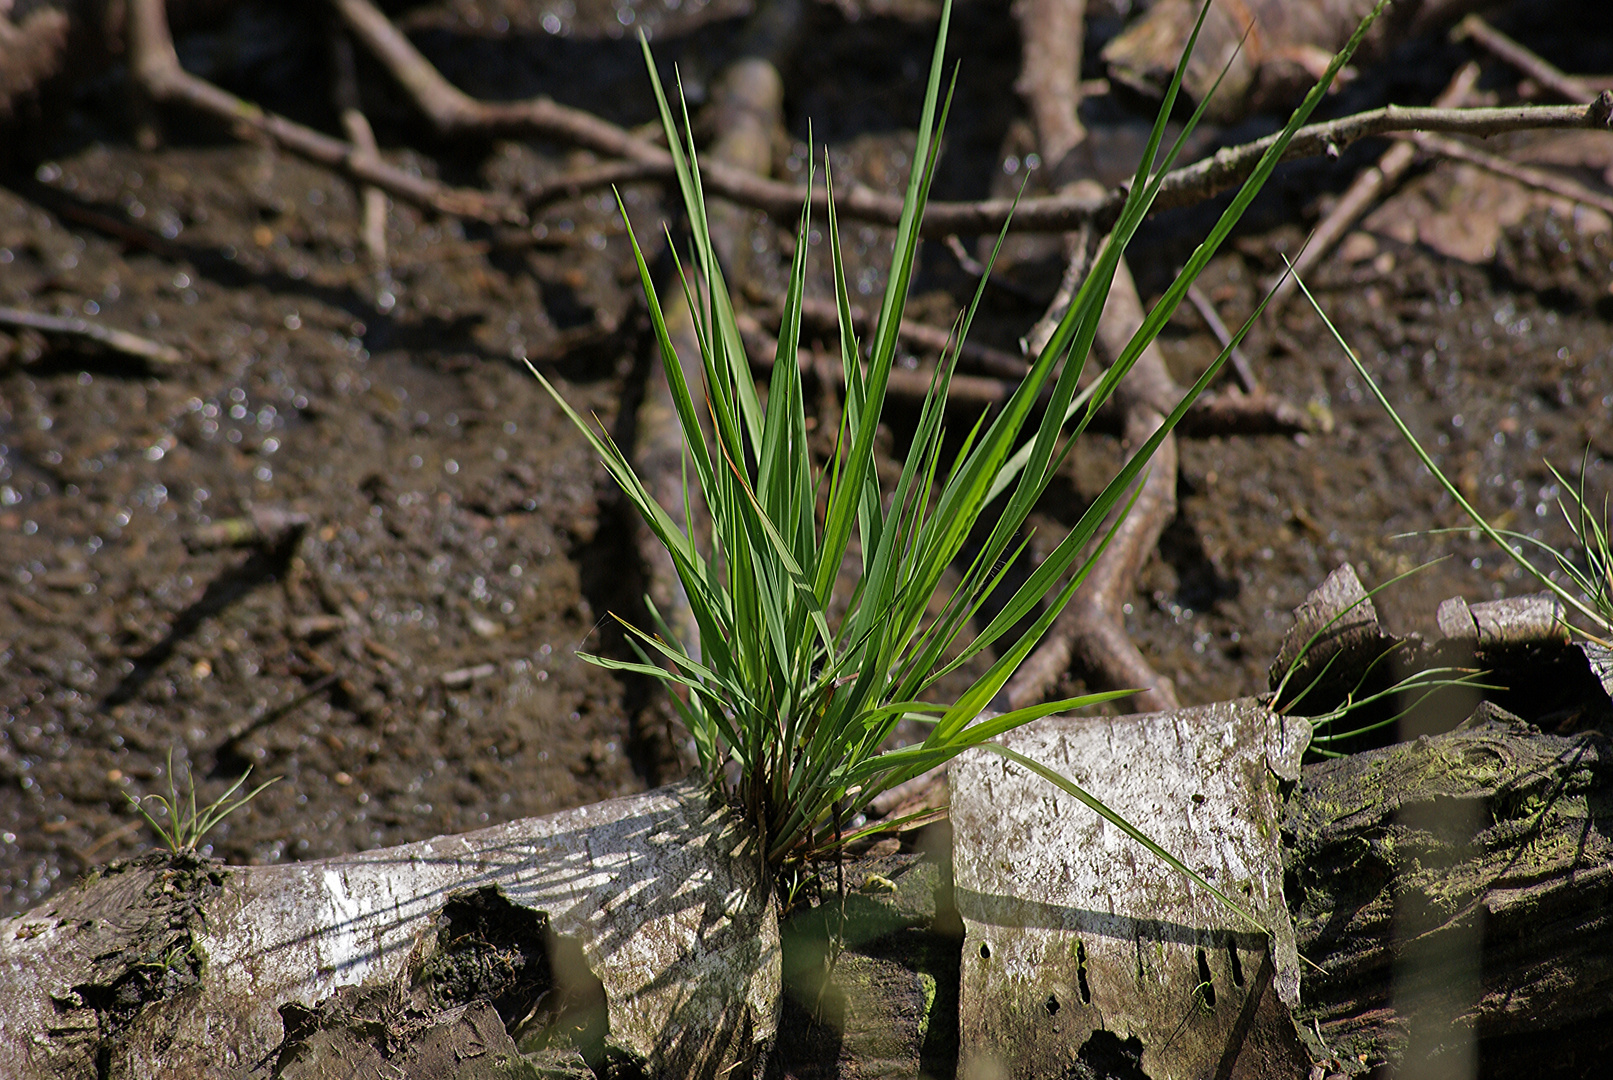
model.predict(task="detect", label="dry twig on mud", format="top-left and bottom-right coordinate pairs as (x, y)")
top-left (1406, 130), bottom-right (1613, 218)
top-left (0, 305), bottom-right (184, 365)
top-left (1185, 283), bottom-right (1258, 394)
top-left (1268, 62), bottom-right (1480, 313)
top-left (1013, 0), bottom-right (1089, 169)
top-left (331, 31), bottom-right (389, 267)
top-left (993, 0), bottom-right (1180, 716)
top-left (1455, 14), bottom-right (1602, 105)
top-left (26, 1), bottom-right (1613, 241)
top-left (126, 0), bottom-right (520, 222)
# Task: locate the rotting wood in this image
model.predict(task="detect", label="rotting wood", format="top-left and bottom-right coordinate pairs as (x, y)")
top-left (0, 779), bottom-right (779, 1080)
top-left (4, 668), bottom-right (1611, 1078)
top-left (951, 698), bottom-right (1312, 1079)
top-left (1286, 700), bottom-right (1613, 1076)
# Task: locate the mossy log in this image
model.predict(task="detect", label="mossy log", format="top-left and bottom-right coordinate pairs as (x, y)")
top-left (1287, 702), bottom-right (1613, 1077)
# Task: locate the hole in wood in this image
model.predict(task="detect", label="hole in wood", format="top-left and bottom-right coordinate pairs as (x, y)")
top-left (1044, 992), bottom-right (1060, 1016)
top-left (1076, 940), bottom-right (1091, 1005)
top-left (979, 942), bottom-right (991, 960)
top-left (1195, 946), bottom-right (1216, 1009)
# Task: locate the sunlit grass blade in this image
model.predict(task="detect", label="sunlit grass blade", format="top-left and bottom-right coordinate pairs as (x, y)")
top-left (1294, 269), bottom-right (1613, 639)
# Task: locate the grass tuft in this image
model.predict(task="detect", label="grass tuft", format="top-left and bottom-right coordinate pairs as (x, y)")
top-left (532, 0), bottom-right (1387, 922)
top-left (123, 750), bottom-right (279, 856)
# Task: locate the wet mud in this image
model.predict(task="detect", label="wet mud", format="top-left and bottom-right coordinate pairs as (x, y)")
top-left (1, 0), bottom-right (1610, 937)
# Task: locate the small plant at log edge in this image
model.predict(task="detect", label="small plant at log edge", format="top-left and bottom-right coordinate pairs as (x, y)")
top-left (531, 0), bottom-right (1386, 914)
top-left (1295, 272), bottom-right (1613, 647)
top-left (123, 750), bottom-right (279, 856)
top-left (1270, 563), bottom-right (1499, 758)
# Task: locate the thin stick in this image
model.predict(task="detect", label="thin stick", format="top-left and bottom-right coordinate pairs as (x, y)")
top-left (1185, 283), bottom-right (1257, 393)
top-left (0, 306), bottom-right (184, 365)
top-left (780, 294), bottom-right (1030, 381)
top-left (127, 0), bottom-right (1613, 243)
top-left (1407, 129), bottom-right (1613, 219)
top-left (1014, 0), bottom-right (1088, 168)
top-left (128, 0), bottom-right (520, 222)
top-left (333, 0), bottom-right (1611, 235)
top-left (332, 31), bottom-right (389, 265)
top-left (1001, 257), bottom-right (1182, 716)
top-left (1455, 14), bottom-right (1600, 104)
top-left (1268, 62), bottom-right (1480, 314)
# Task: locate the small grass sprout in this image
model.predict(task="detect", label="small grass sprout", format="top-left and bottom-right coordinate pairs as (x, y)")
top-left (1295, 271), bottom-right (1613, 646)
top-left (533, 0), bottom-right (1386, 923)
top-left (123, 750), bottom-right (279, 856)
top-left (1270, 562), bottom-right (1498, 756)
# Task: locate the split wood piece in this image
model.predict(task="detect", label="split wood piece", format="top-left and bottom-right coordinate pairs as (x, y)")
top-left (0, 779), bottom-right (779, 1080)
top-left (322, 0), bottom-right (1604, 236)
top-left (1267, 563), bottom-right (1395, 711)
top-left (772, 850), bottom-right (959, 1078)
top-left (125, 0), bottom-right (520, 223)
top-left (1454, 13), bottom-right (1602, 105)
top-left (1435, 592), bottom-right (1569, 651)
top-left (0, 304), bottom-right (184, 365)
top-left (1287, 702), bottom-right (1613, 1075)
top-left (1267, 62), bottom-right (1480, 315)
top-left (951, 699), bottom-right (1312, 1079)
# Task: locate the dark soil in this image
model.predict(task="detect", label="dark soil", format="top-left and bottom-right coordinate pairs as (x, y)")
top-left (2, 0), bottom-right (1611, 927)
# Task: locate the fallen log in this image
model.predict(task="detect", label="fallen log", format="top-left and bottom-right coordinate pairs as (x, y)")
top-left (2, 646), bottom-right (1609, 1078)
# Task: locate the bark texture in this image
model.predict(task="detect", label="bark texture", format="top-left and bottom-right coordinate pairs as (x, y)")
top-left (1287, 700), bottom-right (1613, 1076)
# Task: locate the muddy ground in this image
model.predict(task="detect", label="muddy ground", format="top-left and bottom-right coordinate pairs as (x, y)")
top-left (0, 0), bottom-right (1610, 921)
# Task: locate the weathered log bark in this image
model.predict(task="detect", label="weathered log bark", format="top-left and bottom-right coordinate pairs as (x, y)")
top-left (3, 667), bottom-right (1609, 1078)
top-left (1286, 698), bottom-right (1613, 1077)
top-left (0, 780), bottom-right (779, 1080)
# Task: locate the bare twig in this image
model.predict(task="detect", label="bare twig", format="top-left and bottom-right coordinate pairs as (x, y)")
top-left (740, 310), bottom-right (1307, 435)
top-left (997, 2), bottom-right (1182, 713)
top-left (777, 295), bottom-right (1030, 381)
top-left (127, 0), bottom-right (521, 222)
top-left (1268, 62), bottom-right (1480, 314)
top-left (1407, 130), bottom-right (1613, 218)
top-left (0, 305), bottom-right (184, 365)
top-left (332, 31), bottom-right (389, 266)
top-left (1014, 0), bottom-right (1088, 168)
top-left (1185, 283), bottom-right (1258, 394)
top-left (1003, 254), bottom-right (1182, 715)
top-left (1455, 14), bottom-right (1600, 104)
top-left (332, 0), bottom-right (1608, 235)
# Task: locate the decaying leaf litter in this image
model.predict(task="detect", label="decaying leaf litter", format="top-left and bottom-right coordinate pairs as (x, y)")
top-left (0, 0), bottom-right (1609, 981)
